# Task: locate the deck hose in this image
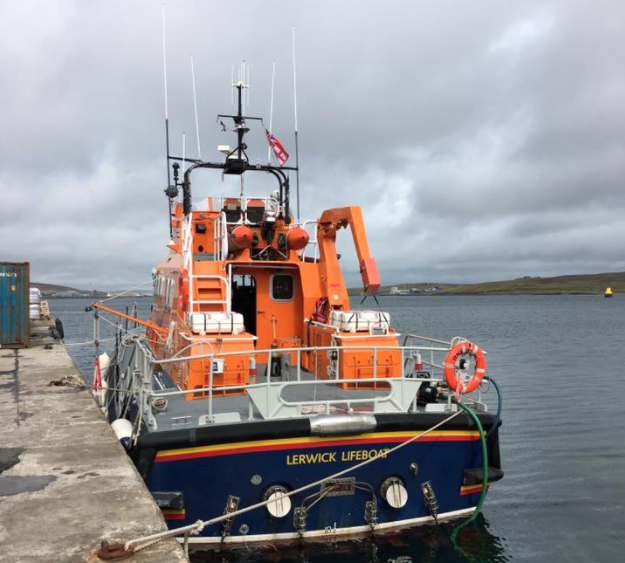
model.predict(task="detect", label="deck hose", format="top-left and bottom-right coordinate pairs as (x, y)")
top-left (484, 375), bottom-right (502, 439)
top-left (450, 399), bottom-right (489, 548)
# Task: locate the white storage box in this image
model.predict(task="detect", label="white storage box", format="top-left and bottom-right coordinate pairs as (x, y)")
top-left (188, 312), bottom-right (245, 335)
top-left (29, 287), bottom-right (41, 304)
top-left (329, 310), bottom-right (390, 334)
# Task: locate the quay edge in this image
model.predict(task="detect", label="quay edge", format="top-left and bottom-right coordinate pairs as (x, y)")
top-left (0, 318), bottom-right (187, 563)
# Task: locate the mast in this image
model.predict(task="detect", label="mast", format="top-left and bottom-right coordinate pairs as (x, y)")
top-left (162, 4), bottom-right (173, 237)
top-left (179, 76), bottom-right (297, 219)
top-left (292, 26), bottom-right (301, 220)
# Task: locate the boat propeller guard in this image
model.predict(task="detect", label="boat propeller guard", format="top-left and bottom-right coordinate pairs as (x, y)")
top-left (443, 341), bottom-right (486, 395)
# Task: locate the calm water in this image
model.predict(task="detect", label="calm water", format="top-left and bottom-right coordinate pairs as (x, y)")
top-left (51, 294), bottom-right (625, 562)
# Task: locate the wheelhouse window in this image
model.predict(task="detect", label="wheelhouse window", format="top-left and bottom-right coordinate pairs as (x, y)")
top-left (271, 274), bottom-right (294, 302)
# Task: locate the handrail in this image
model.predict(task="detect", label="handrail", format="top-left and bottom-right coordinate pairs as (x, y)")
top-left (402, 333), bottom-right (452, 347)
top-left (117, 335), bottom-right (487, 425)
top-left (149, 375), bottom-right (425, 398)
top-left (151, 343), bottom-right (448, 365)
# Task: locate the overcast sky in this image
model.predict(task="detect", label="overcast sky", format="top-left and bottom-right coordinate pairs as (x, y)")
top-left (1, 0), bottom-right (624, 289)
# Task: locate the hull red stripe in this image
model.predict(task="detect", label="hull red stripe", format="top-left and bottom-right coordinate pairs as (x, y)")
top-left (156, 434), bottom-right (478, 463)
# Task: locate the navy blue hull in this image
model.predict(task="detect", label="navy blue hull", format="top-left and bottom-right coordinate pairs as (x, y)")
top-left (145, 427), bottom-right (493, 543)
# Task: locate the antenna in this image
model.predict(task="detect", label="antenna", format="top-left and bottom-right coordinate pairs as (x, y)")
top-left (246, 61), bottom-right (250, 108)
top-left (162, 3), bottom-right (173, 237)
top-left (292, 26), bottom-right (301, 219)
top-left (182, 132), bottom-right (186, 173)
top-left (267, 61), bottom-right (276, 164)
top-left (190, 54), bottom-right (202, 160)
top-left (231, 65), bottom-right (234, 106)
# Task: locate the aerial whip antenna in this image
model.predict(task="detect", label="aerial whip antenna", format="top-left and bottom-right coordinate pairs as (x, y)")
top-left (162, 3), bottom-right (173, 237)
top-left (182, 132), bottom-right (186, 174)
top-left (267, 61), bottom-right (276, 164)
top-left (190, 54), bottom-right (202, 160)
top-left (231, 65), bottom-right (235, 106)
top-left (246, 60), bottom-right (250, 108)
top-left (292, 26), bottom-right (301, 219)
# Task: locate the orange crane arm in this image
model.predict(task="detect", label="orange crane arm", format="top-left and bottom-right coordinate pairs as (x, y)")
top-left (92, 302), bottom-right (169, 334)
top-left (317, 206), bottom-right (381, 302)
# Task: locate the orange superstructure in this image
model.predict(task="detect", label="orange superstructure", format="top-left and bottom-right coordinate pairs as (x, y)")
top-left (95, 83), bottom-right (400, 400)
top-left (143, 194), bottom-right (400, 399)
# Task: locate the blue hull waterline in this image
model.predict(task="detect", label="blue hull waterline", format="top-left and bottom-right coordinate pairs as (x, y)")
top-left (128, 414), bottom-right (502, 544)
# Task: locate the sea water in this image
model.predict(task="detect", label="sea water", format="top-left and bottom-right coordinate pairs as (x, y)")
top-left (52, 294), bottom-right (625, 562)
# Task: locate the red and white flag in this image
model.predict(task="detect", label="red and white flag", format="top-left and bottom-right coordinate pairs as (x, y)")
top-left (265, 129), bottom-right (290, 166)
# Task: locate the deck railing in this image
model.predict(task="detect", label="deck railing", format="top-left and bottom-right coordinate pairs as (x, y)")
top-left (116, 335), bottom-right (487, 430)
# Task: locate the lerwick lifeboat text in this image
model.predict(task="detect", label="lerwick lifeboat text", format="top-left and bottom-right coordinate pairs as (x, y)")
top-left (286, 448), bottom-right (390, 466)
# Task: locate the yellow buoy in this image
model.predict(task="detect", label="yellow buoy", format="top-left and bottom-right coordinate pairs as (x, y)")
top-left (605, 287), bottom-right (613, 298)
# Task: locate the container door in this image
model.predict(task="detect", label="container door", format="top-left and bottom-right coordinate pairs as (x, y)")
top-left (0, 262), bottom-right (30, 348)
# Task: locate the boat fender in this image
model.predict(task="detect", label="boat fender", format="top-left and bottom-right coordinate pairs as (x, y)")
top-left (310, 414), bottom-right (377, 436)
top-left (111, 418), bottom-right (134, 450)
top-left (92, 353), bottom-right (110, 393)
top-left (443, 341), bottom-right (486, 395)
top-left (51, 318), bottom-right (65, 340)
top-left (93, 380), bottom-right (109, 407)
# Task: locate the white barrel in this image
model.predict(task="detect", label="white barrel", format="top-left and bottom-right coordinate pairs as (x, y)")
top-left (92, 379), bottom-right (109, 407)
top-left (96, 353), bottom-right (110, 380)
top-left (111, 418), bottom-right (134, 449)
top-left (29, 303), bottom-right (41, 319)
top-left (29, 287), bottom-right (41, 304)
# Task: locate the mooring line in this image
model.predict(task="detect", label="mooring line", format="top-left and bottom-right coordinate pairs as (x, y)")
top-left (122, 408), bottom-right (465, 553)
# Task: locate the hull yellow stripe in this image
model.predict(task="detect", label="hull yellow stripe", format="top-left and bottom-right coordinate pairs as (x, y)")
top-left (155, 430), bottom-right (480, 461)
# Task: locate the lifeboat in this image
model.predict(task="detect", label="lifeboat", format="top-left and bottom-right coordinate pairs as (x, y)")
top-left (93, 76), bottom-right (504, 548)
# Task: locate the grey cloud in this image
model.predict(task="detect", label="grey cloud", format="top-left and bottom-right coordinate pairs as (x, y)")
top-left (1, 0), bottom-right (624, 289)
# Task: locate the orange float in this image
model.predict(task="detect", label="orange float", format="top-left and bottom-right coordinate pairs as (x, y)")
top-left (228, 225), bottom-right (254, 252)
top-left (286, 227), bottom-right (309, 250)
top-left (443, 341), bottom-right (486, 394)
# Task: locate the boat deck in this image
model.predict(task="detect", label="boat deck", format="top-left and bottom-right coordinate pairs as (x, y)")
top-left (146, 363), bottom-right (441, 433)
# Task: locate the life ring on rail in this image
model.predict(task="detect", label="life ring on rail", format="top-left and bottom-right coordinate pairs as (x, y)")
top-left (178, 269), bottom-right (189, 311)
top-left (443, 341), bottom-right (486, 395)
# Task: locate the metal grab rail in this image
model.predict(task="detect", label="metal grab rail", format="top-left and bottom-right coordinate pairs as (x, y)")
top-left (120, 336), bottom-right (460, 427)
top-left (152, 344), bottom-right (450, 365)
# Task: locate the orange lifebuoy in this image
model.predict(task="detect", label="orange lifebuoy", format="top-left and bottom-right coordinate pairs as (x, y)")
top-left (178, 269), bottom-right (189, 311)
top-left (443, 341), bottom-right (486, 395)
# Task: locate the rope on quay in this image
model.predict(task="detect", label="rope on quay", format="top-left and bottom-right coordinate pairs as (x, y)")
top-left (105, 408), bottom-right (467, 555)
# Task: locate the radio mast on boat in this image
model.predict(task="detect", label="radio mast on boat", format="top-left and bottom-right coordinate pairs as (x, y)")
top-left (161, 3), bottom-right (173, 237)
top-left (292, 26), bottom-right (301, 219)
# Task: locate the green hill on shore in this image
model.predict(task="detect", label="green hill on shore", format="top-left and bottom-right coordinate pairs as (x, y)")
top-left (349, 272), bottom-right (624, 295)
top-left (437, 272), bottom-right (624, 295)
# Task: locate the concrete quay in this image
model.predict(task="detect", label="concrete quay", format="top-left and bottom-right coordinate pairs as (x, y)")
top-left (0, 320), bottom-right (188, 563)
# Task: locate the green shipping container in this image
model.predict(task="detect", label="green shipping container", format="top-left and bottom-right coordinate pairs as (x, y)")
top-left (0, 262), bottom-right (30, 348)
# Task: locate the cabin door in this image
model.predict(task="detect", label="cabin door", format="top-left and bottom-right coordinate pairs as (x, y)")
top-left (231, 274), bottom-right (256, 335)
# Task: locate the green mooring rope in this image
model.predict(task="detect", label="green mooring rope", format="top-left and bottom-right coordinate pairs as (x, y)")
top-left (450, 400), bottom-right (489, 550)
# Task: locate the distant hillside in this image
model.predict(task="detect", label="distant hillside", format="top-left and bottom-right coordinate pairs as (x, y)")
top-left (348, 282), bottom-right (458, 296)
top-left (31, 282), bottom-right (106, 297)
top-left (31, 282), bottom-right (84, 293)
top-left (436, 272), bottom-right (625, 295)
top-left (347, 272), bottom-right (624, 296)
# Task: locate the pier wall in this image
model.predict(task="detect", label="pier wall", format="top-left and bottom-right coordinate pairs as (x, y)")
top-left (0, 321), bottom-right (188, 563)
